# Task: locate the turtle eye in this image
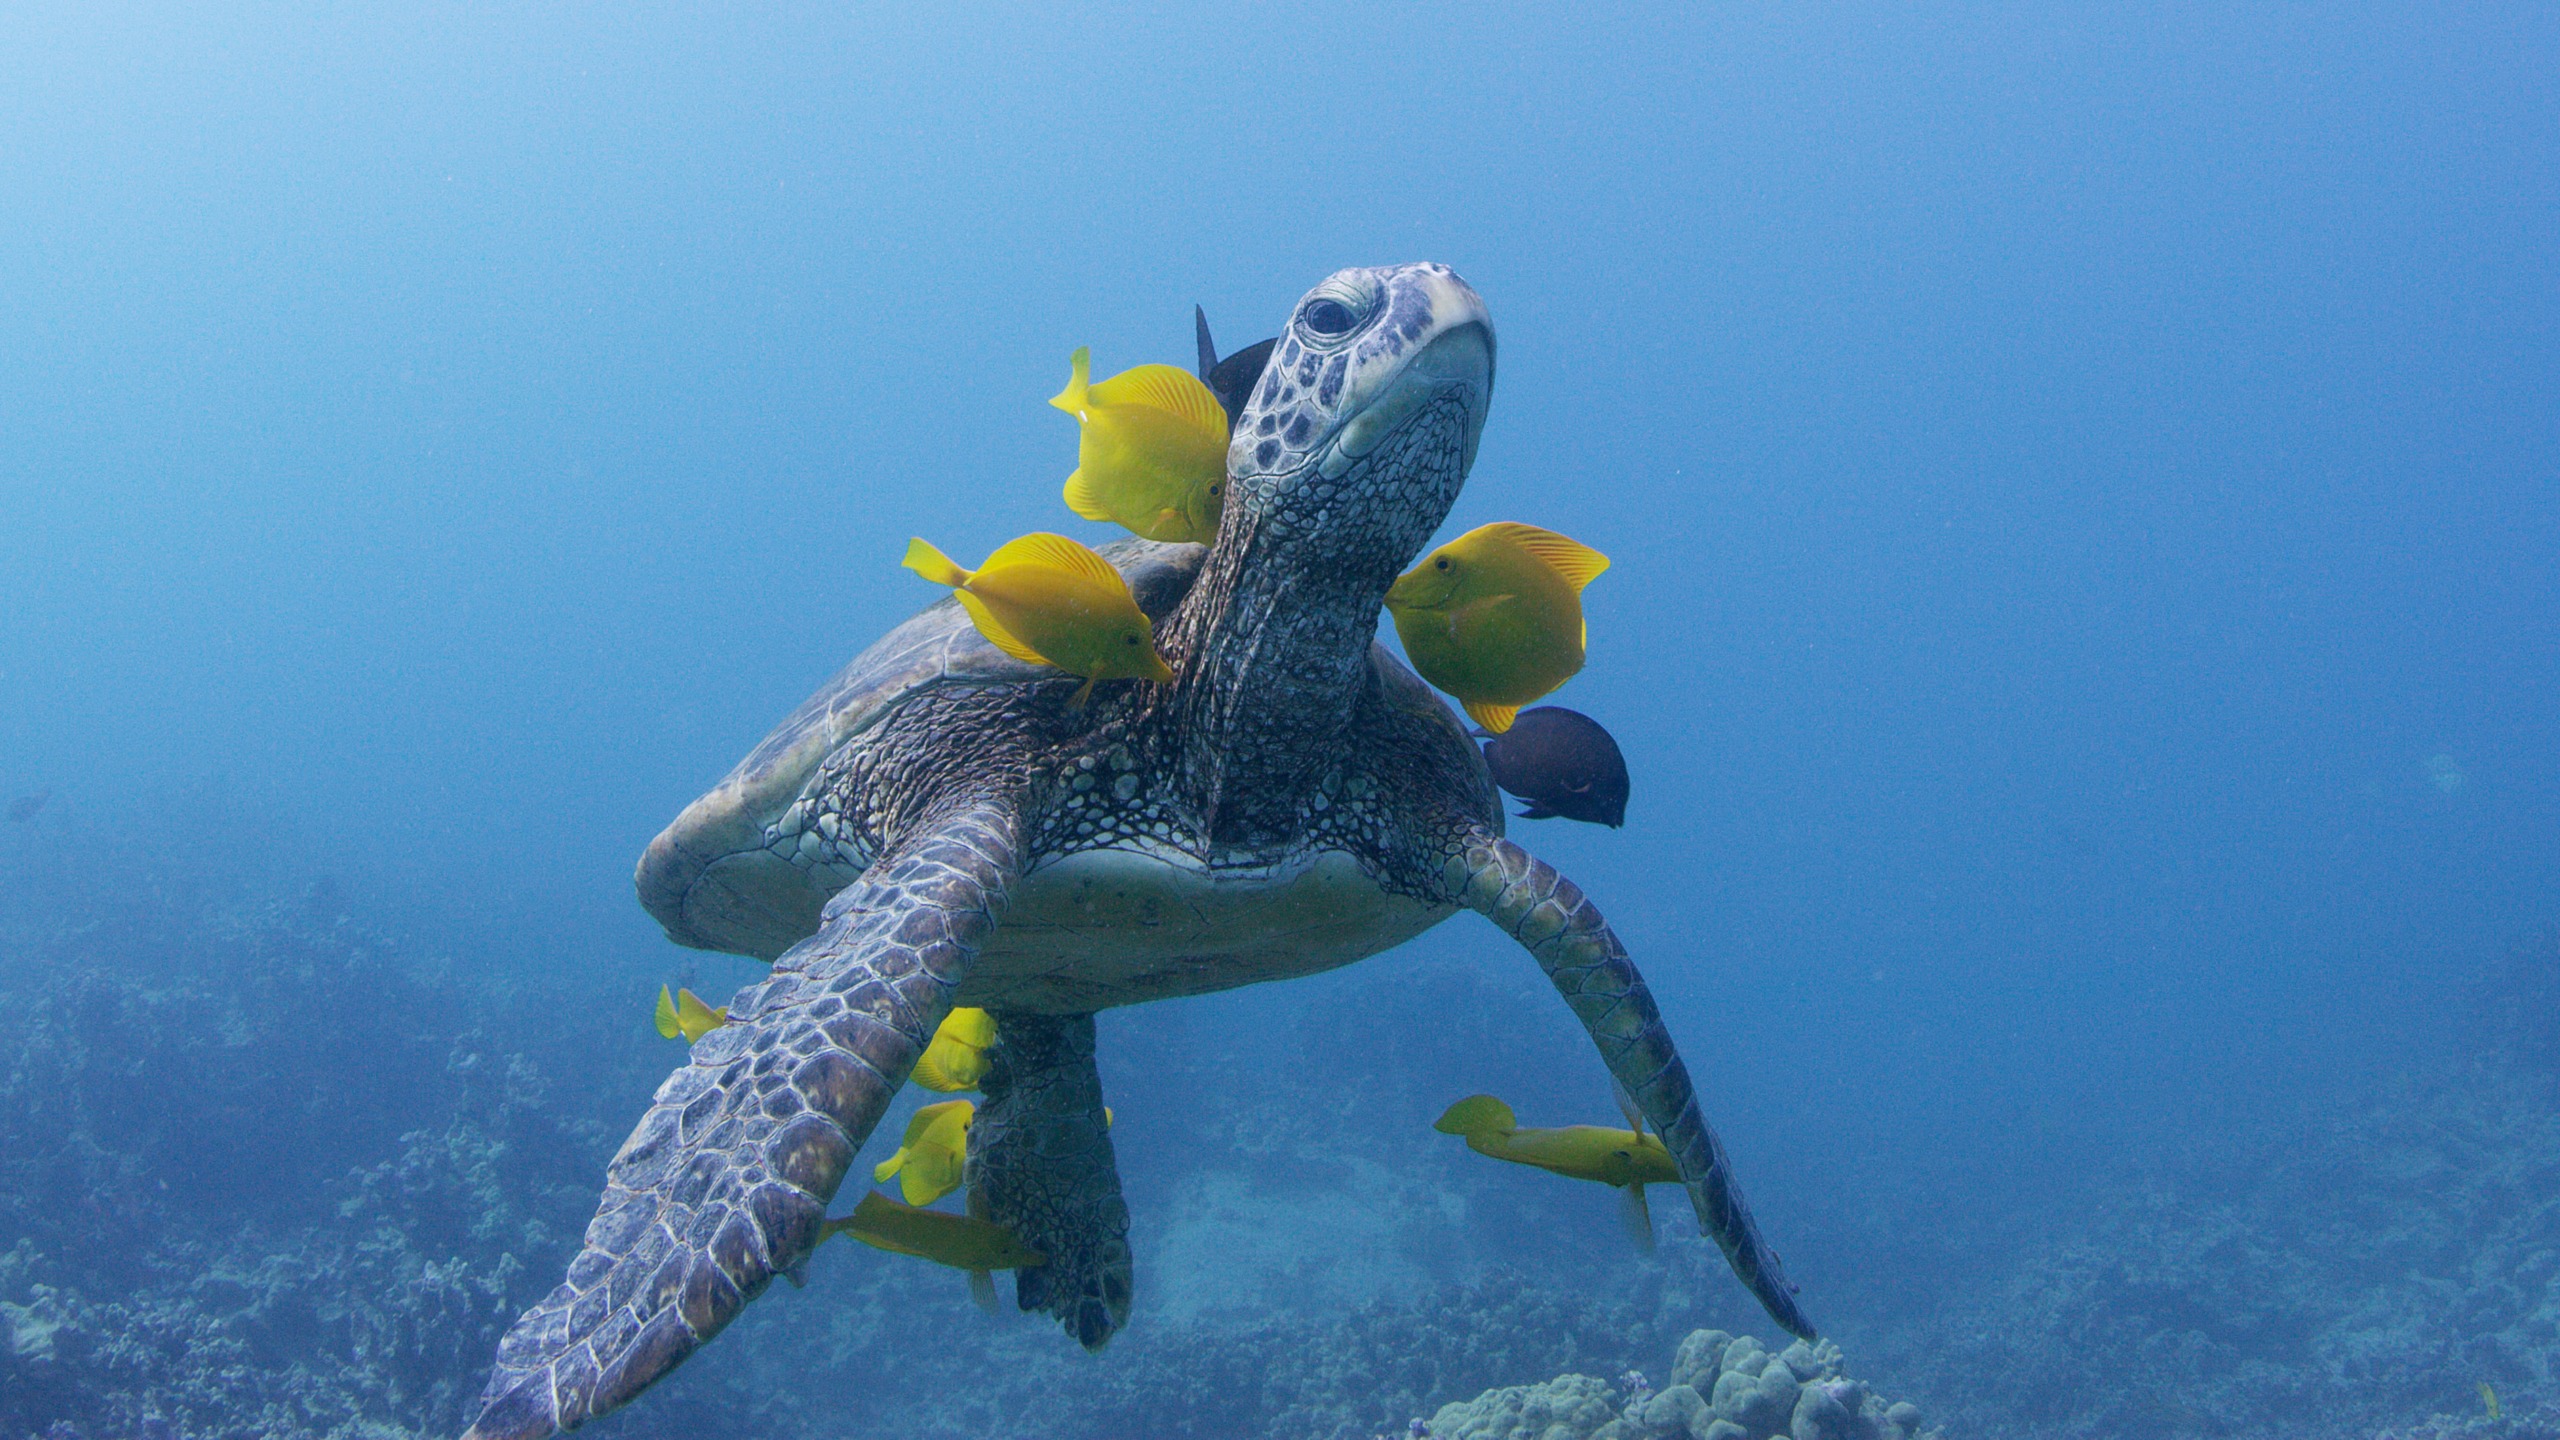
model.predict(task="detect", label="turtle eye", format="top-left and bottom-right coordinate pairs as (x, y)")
top-left (1300, 298), bottom-right (1357, 335)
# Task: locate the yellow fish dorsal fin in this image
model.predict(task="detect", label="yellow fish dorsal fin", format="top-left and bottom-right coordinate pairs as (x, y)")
top-left (903, 537), bottom-right (973, 589)
top-left (1434, 1094), bottom-right (1518, 1136)
top-left (1465, 699), bottom-right (1520, 734)
top-left (653, 985), bottom-right (681, 1040)
top-left (953, 590), bottom-right (1054, 667)
top-left (1477, 522), bottom-right (1610, 591)
top-left (1048, 346), bottom-right (1093, 417)
top-left (980, 531), bottom-right (1129, 595)
top-left (1089, 362), bottom-right (1228, 437)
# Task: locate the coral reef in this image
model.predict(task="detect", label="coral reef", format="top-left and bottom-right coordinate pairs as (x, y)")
top-left (5, 814), bottom-right (2556, 1440)
top-left (1872, 1062), bottom-right (2560, 1440)
top-left (0, 881), bottom-right (619, 1440)
top-left (1422, 1327), bottom-right (1939, 1440)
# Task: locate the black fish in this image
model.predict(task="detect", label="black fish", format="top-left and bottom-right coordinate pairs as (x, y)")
top-left (1194, 306), bottom-right (1276, 433)
top-left (1476, 708), bottom-right (1629, 827)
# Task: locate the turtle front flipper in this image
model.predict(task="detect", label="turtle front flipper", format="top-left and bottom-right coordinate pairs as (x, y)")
top-left (464, 799), bottom-right (1023, 1440)
top-left (1446, 831), bottom-right (1817, 1341)
top-left (966, 1011), bottom-right (1133, 1349)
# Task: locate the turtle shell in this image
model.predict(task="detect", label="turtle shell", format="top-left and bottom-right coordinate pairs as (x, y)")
top-left (637, 537), bottom-right (1207, 959)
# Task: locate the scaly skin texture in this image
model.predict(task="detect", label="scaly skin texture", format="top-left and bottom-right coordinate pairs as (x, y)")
top-left (965, 1013), bottom-right (1133, 1347)
top-left (463, 799), bottom-right (1020, 1440)
top-left (471, 264), bottom-right (1816, 1440)
top-left (1443, 830), bottom-right (1815, 1341)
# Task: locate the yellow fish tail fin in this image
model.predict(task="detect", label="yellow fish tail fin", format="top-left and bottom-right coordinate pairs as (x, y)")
top-left (1435, 1094), bottom-right (1518, 1136)
top-left (953, 590), bottom-right (1054, 667)
top-left (873, 1146), bottom-right (911, 1186)
top-left (653, 985), bottom-right (681, 1040)
top-left (2481, 1383), bottom-right (2500, 1420)
top-left (1620, 1184), bottom-right (1657, 1254)
top-left (1089, 362), bottom-right (1229, 436)
top-left (1480, 522), bottom-right (1611, 591)
top-left (1061, 466), bottom-right (1115, 523)
top-left (903, 537), bottom-right (972, 588)
top-left (1049, 346), bottom-right (1093, 416)
top-left (672, 988), bottom-right (727, 1043)
top-left (968, 1269), bottom-right (998, 1313)
top-left (1465, 699), bottom-right (1521, 734)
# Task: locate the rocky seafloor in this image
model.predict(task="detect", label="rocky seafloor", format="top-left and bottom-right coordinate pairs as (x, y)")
top-left (2, 819), bottom-right (2554, 1439)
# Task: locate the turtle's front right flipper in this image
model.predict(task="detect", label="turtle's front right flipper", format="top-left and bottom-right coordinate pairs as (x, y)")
top-left (967, 1012), bottom-right (1133, 1349)
top-left (1447, 829), bottom-right (1816, 1342)
top-left (464, 800), bottom-right (1021, 1440)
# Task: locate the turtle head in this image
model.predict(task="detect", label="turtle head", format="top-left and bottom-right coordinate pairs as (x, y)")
top-left (1222, 263), bottom-right (1494, 586)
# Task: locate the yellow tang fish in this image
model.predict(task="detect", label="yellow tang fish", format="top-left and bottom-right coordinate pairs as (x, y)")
top-left (1050, 347), bottom-right (1229, 544)
top-left (913, 1007), bottom-right (996, 1092)
top-left (1384, 522), bottom-right (1609, 734)
top-left (652, 985), bottom-right (728, 1043)
top-left (1435, 1093), bottom-right (1678, 1251)
top-left (817, 1191), bottom-right (1046, 1311)
top-left (904, 532), bottom-right (1175, 705)
top-left (873, 1099), bottom-right (974, 1207)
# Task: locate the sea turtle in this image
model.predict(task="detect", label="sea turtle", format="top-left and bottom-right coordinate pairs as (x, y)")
top-left (464, 263), bottom-right (1814, 1440)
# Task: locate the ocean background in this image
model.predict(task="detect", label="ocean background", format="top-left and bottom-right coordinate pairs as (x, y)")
top-left (4, 4), bottom-right (2555, 1438)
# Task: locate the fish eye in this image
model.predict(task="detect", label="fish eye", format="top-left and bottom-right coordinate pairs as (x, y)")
top-left (1124, 635), bottom-right (1139, 645)
top-left (1434, 557), bottom-right (1451, 571)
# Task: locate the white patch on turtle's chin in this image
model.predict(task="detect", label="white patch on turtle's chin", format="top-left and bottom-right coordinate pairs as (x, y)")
top-left (1323, 323), bottom-right (1493, 479)
top-left (961, 845), bottom-right (1454, 1014)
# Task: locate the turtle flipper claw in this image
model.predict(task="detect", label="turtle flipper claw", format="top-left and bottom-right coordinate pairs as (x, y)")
top-left (466, 801), bottom-right (1022, 1439)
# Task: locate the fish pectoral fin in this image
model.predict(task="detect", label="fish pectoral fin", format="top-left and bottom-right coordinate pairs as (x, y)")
top-left (953, 591), bottom-right (1055, 667)
top-left (1514, 803), bottom-right (1557, 820)
top-left (1619, 1184), bottom-right (1657, 1254)
top-left (1061, 468), bottom-right (1115, 523)
top-left (1465, 700), bottom-right (1521, 734)
top-left (653, 986), bottom-right (681, 1040)
top-left (781, 1261), bottom-right (809, 1290)
top-left (1610, 1081), bottom-right (1648, 1137)
top-left (1480, 522), bottom-right (1611, 590)
top-left (969, 1269), bottom-right (998, 1314)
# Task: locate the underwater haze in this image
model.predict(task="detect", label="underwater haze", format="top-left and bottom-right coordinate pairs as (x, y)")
top-left (4, 4), bottom-right (2557, 1438)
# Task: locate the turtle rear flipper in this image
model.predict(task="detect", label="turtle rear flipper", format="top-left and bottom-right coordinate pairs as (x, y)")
top-left (965, 1011), bottom-right (1132, 1350)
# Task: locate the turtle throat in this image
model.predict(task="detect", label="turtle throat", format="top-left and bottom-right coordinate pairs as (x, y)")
top-left (1163, 393), bottom-right (1476, 846)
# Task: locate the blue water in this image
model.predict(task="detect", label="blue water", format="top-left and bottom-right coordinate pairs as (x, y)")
top-left (4, 5), bottom-right (2555, 1438)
